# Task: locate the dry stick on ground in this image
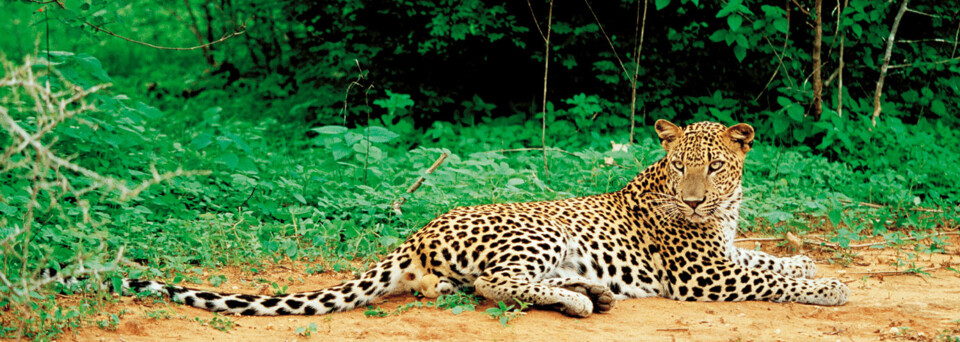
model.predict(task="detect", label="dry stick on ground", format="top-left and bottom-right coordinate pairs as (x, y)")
top-left (540, 0), bottom-right (554, 181)
top-left (871, 0), bottom-right (910, 127)
top-left (836, 198), bottom-right (957, 213)
top-left (735, 232), bottom-right (960, 249)
top-left (846, 268), bottom-right (937, 276)
top-left (811, 0), bottom-right (823, 120)
top-left (391, 153), bottom-right (449, 215)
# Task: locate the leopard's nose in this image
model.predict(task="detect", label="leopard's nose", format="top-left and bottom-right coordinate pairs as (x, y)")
top-left (684, 200), bottom-right (703, 209)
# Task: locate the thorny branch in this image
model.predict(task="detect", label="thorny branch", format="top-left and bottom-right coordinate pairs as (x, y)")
top-left (0, 56), bottom-right (205, 304)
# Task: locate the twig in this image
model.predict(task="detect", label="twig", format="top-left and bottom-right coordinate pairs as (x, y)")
top-left (897, 38), bottom-right (956, 44)
top-left (629, 0), bottom-right (648, 145)
top-left (753, 0), bottom-right (792, 102)
top-left (846, 267), bottom-right (936, 276)
top-left (541, 0), bottom-right (554, 181)
top-left (734, 237), bottom-right (785, 242)
top-left (736, 232), bottom-right (960, 249)
top-left (888, 56), bottom-right (960, 69)
top-left (391, 153), bottom-right (449, 214)
top-left (952, 20), bottom-right (960, 58)
top-left (37, 0), bottom-right (246, 51)
top-left (871, 0), bottom-right (910, 127)
top-left (904, 8), bottom-right (945, 18)
top-left (84, 20), bottom-right (246, 51)
top-left (582, 0), bottom-right (631, 79)
top-left (791, 0), bottom-right (811, 16)
top-left (525, 0), bottom-right (547, 42)
top-left (340, 59), bottom-right (367, 124)
top-left (238, 185), bottom-right (258, 209)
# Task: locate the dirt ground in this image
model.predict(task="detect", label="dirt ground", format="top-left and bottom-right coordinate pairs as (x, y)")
top-left (56, 235), bottom-right (960, 342)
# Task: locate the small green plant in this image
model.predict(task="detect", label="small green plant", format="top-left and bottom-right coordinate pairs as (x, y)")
top-left (363, 306), bottom-right (389, 318)
top-left (208, 275), bottom-right (228, 287)
top-left (96, 312), bottom-right (124, 331)
top-left (431, 291), bottom-right (482, 315)
top-left (485, 299), bottom-right (530, 327)
top-left (194, 314), bottom-right (236, 332)
top-left (296, 323), bottom-right (319, 336)
top-left (271, 282), bottom-right (289, 295)
top-left (144, 309), bottom-right (174, 320)
top-left (305, 264), bottom-right (326, 275)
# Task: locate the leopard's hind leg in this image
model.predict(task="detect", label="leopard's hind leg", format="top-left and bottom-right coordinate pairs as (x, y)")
top-left (474, 269), bottom-right (595, 318)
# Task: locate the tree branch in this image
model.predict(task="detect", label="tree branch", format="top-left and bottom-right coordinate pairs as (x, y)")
top-left (541, 0), bottom-right (554, 181)
top-left (871, 0), bottom-right (909, 127)
top-left (811, 0), bottom-right (823, 120)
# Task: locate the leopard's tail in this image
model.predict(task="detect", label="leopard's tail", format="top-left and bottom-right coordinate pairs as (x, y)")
top-left (48, 248), bottom-right (423, 316)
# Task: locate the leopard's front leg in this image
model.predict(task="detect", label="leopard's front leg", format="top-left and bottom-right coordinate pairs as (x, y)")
top-left (728, 247), bottom-right (818, 278)
top-left (664, 253), bottom-right (848, 305)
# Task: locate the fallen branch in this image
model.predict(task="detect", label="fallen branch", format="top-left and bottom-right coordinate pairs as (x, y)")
top-left (837, 198), bottom-right (956, 213)
top-left (391, 153), bottom-right (449, 215)
top-left (870, 0), bottom-right (910, 126)
top-left (845, 267), bottom-right (936, 276)
top-left (735, 232), bottom-right (960, 249)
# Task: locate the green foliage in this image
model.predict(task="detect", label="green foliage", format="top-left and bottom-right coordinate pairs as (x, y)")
top-left (485, 299), bottom-right (530, 327)
top-left (194, 314), bottom-right (236, 332)
top-left (296, 322), bottom-right (319, 336)
top-left (0, 0), bottom-right (958, 339)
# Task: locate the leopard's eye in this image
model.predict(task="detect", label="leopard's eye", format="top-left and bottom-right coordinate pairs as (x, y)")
top-left (709, 161), bottom-right (724, 172)
top-left (672, 161), bottom-right (684, 171)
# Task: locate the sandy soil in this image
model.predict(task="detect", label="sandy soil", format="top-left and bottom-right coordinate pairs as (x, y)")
top-left (54, 236), bottom-right (960, 342)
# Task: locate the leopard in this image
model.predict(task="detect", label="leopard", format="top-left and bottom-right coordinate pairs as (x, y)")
top-left (55, 120), bottom-right (849, 317)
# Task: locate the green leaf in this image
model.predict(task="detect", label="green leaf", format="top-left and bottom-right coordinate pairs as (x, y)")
top-left (727, 15), bottom-right (743, 31)
top-left (773, 18), bottom-right (788, 34)
top-left (313, 126), bottom-right (348, 135)
top-left (772, 117), bottom-right (788, 135)
top-left (733, 45), bottom-right (746, 62)
top-left (191, 133), bottom-right (213, 150)
top-left (219, 153), bottom-right (239, 169)
top-left (363, 126), bottom-right (399, 143)
top-left (655, 0), bottom-right (670, 10)
top-left (828, 209), bottom-right (843, 227)
top-left (293, 194), bottom-right (307, 205)
top-left (931, 99), bottom-right (947, 116)
top-left (786, 105), bottom-right (804, 122)
top-left (851, 23), bottom-right (863, 38)
top-left (716, 0), bottom-right (742, 17)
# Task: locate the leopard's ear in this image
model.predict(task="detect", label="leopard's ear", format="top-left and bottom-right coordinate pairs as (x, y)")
top-left (723, 123), bottom-right (755, 154)
top-left (655, 119), bottom-right (683, 151)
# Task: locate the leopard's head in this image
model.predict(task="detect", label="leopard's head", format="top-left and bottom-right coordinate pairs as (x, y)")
top-left (654, 120), bottom-right (754, 223)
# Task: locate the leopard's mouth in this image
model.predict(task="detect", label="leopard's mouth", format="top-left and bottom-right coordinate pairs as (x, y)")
top-left (686, 212), bottom-right (705, 222)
